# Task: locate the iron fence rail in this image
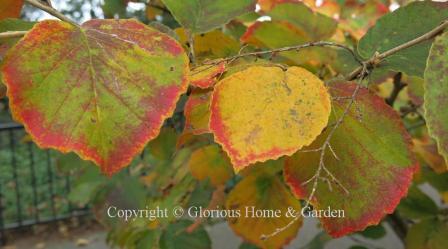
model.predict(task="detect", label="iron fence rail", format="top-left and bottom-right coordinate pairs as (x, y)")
top-left (0, 122), bottom-right (88, 245)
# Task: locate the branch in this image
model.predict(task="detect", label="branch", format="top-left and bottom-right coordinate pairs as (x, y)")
top-left (24, 0), bottom-right (80, 28)
top-left (204, 41), bottom-right (363, 66)
top-left (346, 19), bottom-right (448, 80)
top-left (0, 31), bottom-right (27, 39)
top-left (260, 18), bottom-right (448, 241)
top-left (386, 72), bottom-right (406, 106)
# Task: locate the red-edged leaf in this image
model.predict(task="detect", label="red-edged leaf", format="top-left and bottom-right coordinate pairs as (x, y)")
top-left (184, 89), bottom-right (211, 135)
top-left (210, 66), bottom-right (331, 171)
top-left (284, 83), bottom-right (418, 237)
top-left (190, 62), bottom-right (226, 89)
top-left (2, 19), bottom-right (189, 175)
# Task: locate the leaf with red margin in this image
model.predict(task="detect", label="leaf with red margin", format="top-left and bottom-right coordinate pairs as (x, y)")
top-left (184, 89), bottom-right (211, 135)
top-left (210, 66), bottom-right (331, 171)
top-left (0, 0), bottom-right (24, 20)
top-left (226, 162), bottom-right (302, 249)
top-left (2, 19), bottom-right (189, 175)
top-left (190, 62), bottom-right (226, 89)
top-left (284, 83), bottom-right (418, 237)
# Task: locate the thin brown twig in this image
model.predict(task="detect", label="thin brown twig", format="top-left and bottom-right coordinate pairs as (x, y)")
top-left (203, 41), bottom-right (363, 66)
top-left (0, 31), bottom-right (28, 39)
top-left (260, 18), bottom-right (448, 241)
top-left (24, 0), bottom-right (80, 28)
top-left (346, 19), bottom-right (448, 80)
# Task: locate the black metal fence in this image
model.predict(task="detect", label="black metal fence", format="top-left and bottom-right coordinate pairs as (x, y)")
top-left (0, 122), bottom-right (88, 245)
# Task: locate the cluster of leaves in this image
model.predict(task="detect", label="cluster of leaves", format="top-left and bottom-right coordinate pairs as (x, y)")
top-left (1, 0), bottom-right (448, 248)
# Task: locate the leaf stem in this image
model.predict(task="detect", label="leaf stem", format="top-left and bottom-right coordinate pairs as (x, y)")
top-left (0, 31), bottom-right (28, 39)
top-left (24, 0), bottom-right (80, 28)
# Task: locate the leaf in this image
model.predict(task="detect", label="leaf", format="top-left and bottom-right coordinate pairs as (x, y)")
top-left (188, 145), bottom-right (234, 186)
top-left (413, 137), bottom-right (447, 174)
top-left (406, 75), bottom-right (424, 107)
top-left (406, 219), bottom-right (448, 249)
top-left (284, 83), bottom-right (418, 237)
top-left (1, 19), bottom-right (189, 175)
top-left (358, 224), bottom-right (386, 239)
top-left (176, 28), bottom-right (240, 61)
top-left (0, 18), bottom-right (36, 59)
top-left (358, 1), bottom-right (448, 77)
top-left (397, 185), bottom-right (438, 219)
top-left (0, 0), bottom-right (23, 20)
top-left (226, 171), bottom-right (302, 249)
top-left (338, 0), bottom-right (389, 40)
top-left (0, 83), bottom-right (5, 99)
top-left (162, 0), bottom-right (257, 33)
top-left (102, 0), bottom-right (128, 18)
top-left (190, 62), bottom-right (226, 89)
top-left (159, 220), bottom-right (211, 249)
top-left (210, 66), bottom-right (331, 170)
top-left (241, 21), bottom-right (342, 67)
top-left (184, 89), bottom-right (211, 135)
top-left (424, 31), bottom-right (448, 170)
top-left (267, 1), bottom-right (337, 40)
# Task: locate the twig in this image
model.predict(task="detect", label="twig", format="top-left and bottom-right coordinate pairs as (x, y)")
top-left (386, 73), bottom-right (406, 106)
top-left (24, 0), bottom-right (80, 28)
top-left (0, 31), bottom-right (27, 39)
top-left (346, 19), bottom-right (448, 80)
top-left (260, 19), bottom-right (448, 241)
top-left (187, 30), bottom-right (196, 64)
top-left (203, 41), bottom-right (363, 66)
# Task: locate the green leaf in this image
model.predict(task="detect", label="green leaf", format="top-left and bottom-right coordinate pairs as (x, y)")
top-left (0, 18), bottom-right (35, 59)
top-left (267, 1), bottom-right (337, 40)
top-left (1, 19), bottom-right (189, 175)
top-left (102, 0), bottom-right (128, 18)
top-left (358, 1), bottom-right (448, 77)
top-left (238, 242), bottom-right (259, 249)
top-left (136, 230), bottom-right (160, 249)
top-left (358, 224), bottom-right (386, 239)
top-left (406, 219), bottom-right (448, 249)
top-left (162, 0), bottom-right (256, 33)
top-left (424, 31), bottom-right (448, 169)
top-left (397, 185), bottom-right (438, 219)
top-left (159, 220), bottom-right (211, 249)
top-left (284, 83), bottom-right (418, 237)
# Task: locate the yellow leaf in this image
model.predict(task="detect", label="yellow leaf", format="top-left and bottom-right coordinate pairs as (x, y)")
top-left (210, 66), bottom-right (331, 170)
